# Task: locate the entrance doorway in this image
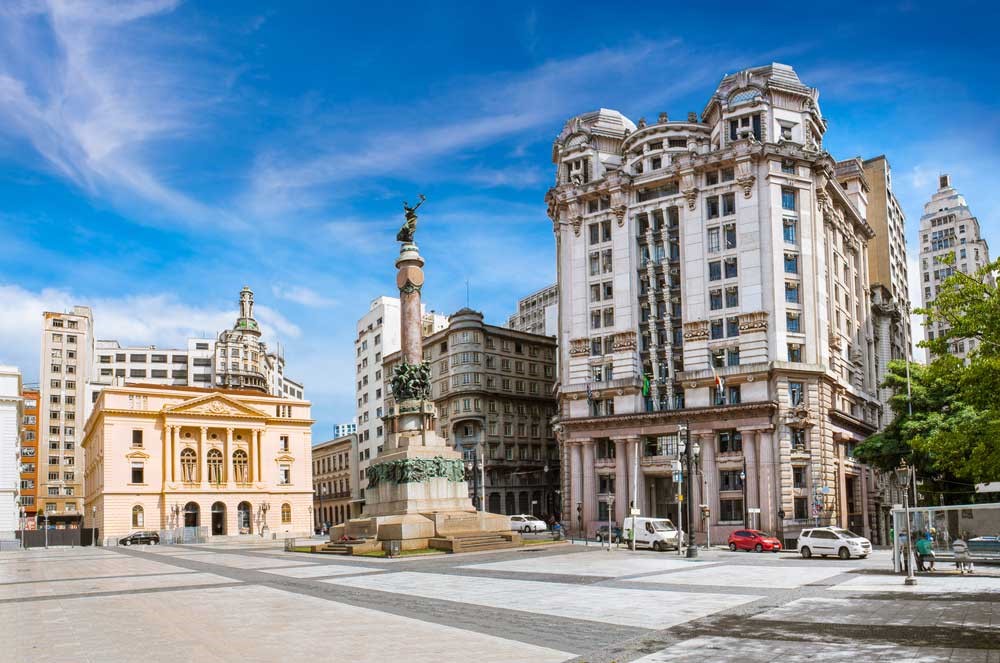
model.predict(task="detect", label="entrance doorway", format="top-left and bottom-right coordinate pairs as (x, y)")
top-left (183, 502), bottom-right (200, 528)
top-left (237, 501), bottom-right (252, 534)
top-left (211, 502), bottom-right (226, 535)
top-left (648, 477), bottom-right (680, 524)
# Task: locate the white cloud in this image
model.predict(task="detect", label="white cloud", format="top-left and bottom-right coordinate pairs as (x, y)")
top-left (271, 284), bottom-right (336, 309)
top-left (0, 283), bottom-right (301, 383)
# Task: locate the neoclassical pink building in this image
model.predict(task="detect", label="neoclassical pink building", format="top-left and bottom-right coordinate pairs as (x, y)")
top-left (83, 384), bottom-right (313, 542)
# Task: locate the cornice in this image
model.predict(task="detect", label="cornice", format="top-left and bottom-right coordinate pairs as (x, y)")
top-left (561, 401), bottom-right (778, 430)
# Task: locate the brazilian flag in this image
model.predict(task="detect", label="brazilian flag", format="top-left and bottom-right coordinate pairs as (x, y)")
top-left (641, 374), bottom-right (651, 397)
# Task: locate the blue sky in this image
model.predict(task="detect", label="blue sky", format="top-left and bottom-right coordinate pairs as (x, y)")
top-left (1, 0), bottom-right (998, 438)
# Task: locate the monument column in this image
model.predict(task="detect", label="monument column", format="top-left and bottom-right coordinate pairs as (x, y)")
top-left (581, 439), bottom-right (597, 530)
top-left (613, 437), bottom-right (628, 524)
top-left (699, 431), bottom-right (716, 540)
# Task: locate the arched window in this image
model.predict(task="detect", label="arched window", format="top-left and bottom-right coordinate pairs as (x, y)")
top-left (207, 449), bottom-right (223, 485)
top-left (281, 503), bottom-right (291, 524)
top-left (180, 448), bottom-right (197, 482)
top-left (132, 505), bottom-right (144, 528)
top-left (233, 449), bottom-right (249, 484)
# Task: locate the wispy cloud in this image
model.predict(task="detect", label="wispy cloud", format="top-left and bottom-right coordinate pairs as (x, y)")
top-left (271, 283), bottom-right (336, 309)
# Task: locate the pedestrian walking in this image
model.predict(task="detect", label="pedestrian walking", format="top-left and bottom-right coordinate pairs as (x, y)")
top-left (952, 535), bottom-right (974, 574)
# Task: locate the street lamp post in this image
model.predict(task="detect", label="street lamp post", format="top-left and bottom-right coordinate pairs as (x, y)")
top-left (44, 512), bottom-right (49, 549)
top-left (92, 505), bottom-right (97, 547)
top-left (308, 505), bottom-right (314, 534)
top-left (895, 463), bottom-right (917, 586)
top-left (606, 495), bottom-right (614, 552)
top-left (740, 467), bottom-right (748, 529)
top-left (259, 502), bottom-right (270, 537)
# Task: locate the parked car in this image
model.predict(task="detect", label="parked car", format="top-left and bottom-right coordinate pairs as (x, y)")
top-left (797, 527), bottom-right (871, 559)
top-left (119, 531), bottom-right (160, 546)
top-left (728, 529), bottom-right (782, 552)
top-left (622, 517), bottom-right (680, 551)
top-left (509, 515), bottom-right (548, 534)
top-left (595, 525), bottom-right (623, 543)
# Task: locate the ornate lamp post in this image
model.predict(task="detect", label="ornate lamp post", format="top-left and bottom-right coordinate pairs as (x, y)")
top-left (677, 422), bottom-right (700, 558)
top-left (895, 462), bottom-right (917, 586)
top-left (92, 505), bottom-right (97, 546)
top-left (308, 505), bottom-right (314, 534)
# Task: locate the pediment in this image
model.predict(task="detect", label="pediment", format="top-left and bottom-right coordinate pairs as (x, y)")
top-left (164, 393), bottom-right (267, 419)
top-left (274, 453), bottom-right (296, 463)
top-left (125, 450), bottom-right (151, 460)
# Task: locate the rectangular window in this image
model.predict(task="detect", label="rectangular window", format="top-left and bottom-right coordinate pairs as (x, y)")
top-left (793, 466), bottom-right (806, 488)
top-left (131, 430), bottom-right (143, 447)
top-left (709, 261), bottom-right (722, 281)
top-left (722, 192), bottom-right (736, 216)
top-left (787, 344), bottom-right (802, 362)
top-left (785, 282), bottom-right (800, 304)
top-left (710, 320), bottom-right (724, 340)
top-left (706, 196), bottom-right (720, 219)
top-left (724, 257), bottom-right (738, 279)
top-left (725, 286), bottom-right (739, 308)
top-left (719, 470), bottom-right (744, 491)
top-left (719, 498), bottom-right (744, 522)
top-left (710, 289), bottom-right (723, 311)
top-left (727, 385), bottom-right (741, 404)
top-left (279, 464), bottom-right (290, 485)
top-left (131, 462), bottom-right (144, 484)
top-left (727, 347), bottom-right (740, 367)
top-left (789, 381), bottom-right (804, 405)
top-left (726, 317), bottom-right (740, 337)
top-left (280, 435), bottom-right (289, 451)
top-left (718, 430), bottom-right (742, 453)
top-left (784, 253), bottom-right (799, 274)
top-left (781, 188), bottom-right (796, 211)
top-left (707, 227), bottom-right (721, 253)
top-left (783, 218), bottom-right (797, 243)
top-left (794, 496), bottom-right (808, 520)
top-left (786, 313), bottom-right (801, 333)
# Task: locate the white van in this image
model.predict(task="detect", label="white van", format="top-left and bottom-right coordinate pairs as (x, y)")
top-left (622, 517), bottom-right (680, 551)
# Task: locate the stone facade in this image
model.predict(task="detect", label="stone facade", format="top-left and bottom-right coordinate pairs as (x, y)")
top-left (384, 309), bottom-right (560, 518)
top-left (547, 63), bottom-right (884, 545)
top-left (0, 367), bottom-right (22, 539)
top-left (82, 384), bottom-right (313, 541)
top-left (19, 387), bottom-right (39, 524)
top-left (918, 174), bottom-right (992, 361)
top-left (312, 433), bottom-right (356, 530)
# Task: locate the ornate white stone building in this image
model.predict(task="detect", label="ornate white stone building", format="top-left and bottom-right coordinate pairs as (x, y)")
top-left (547, 63), bottom-right (884, 544)
top-left (918, 174), bottom-right (992, 361)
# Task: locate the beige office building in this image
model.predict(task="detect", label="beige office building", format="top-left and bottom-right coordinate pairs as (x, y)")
top-left (312, 433), bottom-right (356, 530)
top-left (507, 284), bottom-right (559, 336)
top-left (82, 384), bottom-right (313, 541)
top-left (38, 306), bottom-right (94, 526)
top-left (385, 309), bottom-right (560, 516)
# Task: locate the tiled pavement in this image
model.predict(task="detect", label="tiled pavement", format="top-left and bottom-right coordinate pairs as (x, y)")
top-left (2, 542), bottom-right (997, 662)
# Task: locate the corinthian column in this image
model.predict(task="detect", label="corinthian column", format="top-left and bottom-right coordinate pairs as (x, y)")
top-left (613, 438), bottom-right (628, 524)
top-left (581, 440), bottom-right (596, 529)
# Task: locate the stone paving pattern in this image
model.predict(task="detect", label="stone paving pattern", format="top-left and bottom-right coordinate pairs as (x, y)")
top-left (2, 541), bottom-right (998, 662)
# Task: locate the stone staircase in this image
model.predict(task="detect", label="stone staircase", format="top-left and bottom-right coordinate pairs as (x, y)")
top-left (429, 532), bottom-right (522, 553)
top-left (312, 538), bottom-right (380, 555)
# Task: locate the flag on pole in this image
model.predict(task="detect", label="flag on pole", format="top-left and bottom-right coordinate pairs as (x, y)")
top-left (641, 374), bottom-right (650, 397)
top-left (586, 381), bottom-right (593, 403)
top-left (710, 361), bottom-right (725, 399)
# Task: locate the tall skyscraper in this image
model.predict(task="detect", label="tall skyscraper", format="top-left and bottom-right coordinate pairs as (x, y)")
top-left (37, 306), bottom-right (94, 524)
top-left (507, 284), bottom-right (559, 336)
top-left (862, 156), bottom-right (911, 428)
top-left (354, 296), bottom-right (447, 494)
top-left (547, 63), bottom-right (885, 543)
top-left (918, 174), bottom-right (992, 360)
top-left (332, 423), bottom-right (356, 438)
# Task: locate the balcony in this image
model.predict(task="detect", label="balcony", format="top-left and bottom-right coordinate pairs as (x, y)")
top-left (594, 457), bottom-right (616, 469)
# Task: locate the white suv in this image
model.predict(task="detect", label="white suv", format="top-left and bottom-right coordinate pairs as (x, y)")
top-left (509, 515), bottom-right (547, 534)
top-left (798, 527), bottom-right (872, 559)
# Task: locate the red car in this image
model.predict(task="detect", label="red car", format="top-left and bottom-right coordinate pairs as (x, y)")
top-left (728, 529), bottom-right (782, 552)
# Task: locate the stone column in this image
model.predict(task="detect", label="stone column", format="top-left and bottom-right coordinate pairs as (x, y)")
top-left (613, 438), bottom-right (628, 524)
top-left (836, 440), bottom-right (847, 529)
top-left (699, 431), bottom-right (716, 542)
top-left (861, 465), bottom-right (871, 540)
top-left (255, 429), bottom-right (263, 482)
top-left (224, 428), bottom-right (233, 485)
top-left (581, 439), bottom-right (597, 530)
top-left (396, 245), bottom-right (425, 366)
top-left (170, 426), bottom-right (178, 482)
top-left (199, 426), bottom-right (208, 485)
top-left (742, 429), bottom-right (759, 528)
top-left (757, 429), bottom-right (777, 533)
top-left (247, 430), bottom-right (255, 483)
top-left (569, 441), bottom-right (583, 534)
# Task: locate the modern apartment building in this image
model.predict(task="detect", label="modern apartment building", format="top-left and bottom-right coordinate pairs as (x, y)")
top-left (312, 433), bottom-right (356, 530)
top-left (862, 156), bottom-right (911, 428)
top-left (19, 386), bottom-right (39, 525)
top-left (507, 283), bottom-right (559, 336)
top-left (0, 367), bottom-right (23, 539)
top-left (546, 63), bottom-right (884, 544)
top-left (82, 383), bottom-right (313, 541)
top-left (384, 309), bottom-right (560, 517)
top-left (918, 174), bottom-right (992, 361)
top-left (333, 423), bottom-right (356, 438)
top-left (37, 306), bottom-right (94, 525)
top-left (354, 296), bottom-right (447, 494)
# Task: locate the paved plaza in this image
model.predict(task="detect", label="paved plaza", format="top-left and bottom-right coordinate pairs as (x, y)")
top-left (2, 542), bottom-right (998, 662)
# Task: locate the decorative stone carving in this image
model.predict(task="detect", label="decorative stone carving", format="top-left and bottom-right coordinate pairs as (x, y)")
top-left (683, 320), bottom-right (709, 341)
top-left (637, 117), bottom-right (647, 129)
top-left (736, 160), bottom-right (755, 198)
top-left (612, 205), bottom-right (627, 227)
top-left (828, 327), bottom-right (842, 351)
top-left (569, 338), bottom-right (590, 357)
top-left (612, 331), bottom-right (637, 352)
top-left (680, 172), bottom-right (699, 210)
top-left (738, 311), bottom-right (768, 332)
top-left (787, 405), bottom-right (815, 429)
top-left (389, 361), bottom-right (431, 402)
top-left (572, 215), bottom-right (583, 237)
top-left (365, 456), bottom-right (466, 488)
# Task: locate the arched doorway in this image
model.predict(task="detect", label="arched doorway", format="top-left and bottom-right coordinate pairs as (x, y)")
top-left (532, 491), bottom-right (543, 517)
top-left (211, 502), bottom-right (226, 535)
top-left (488, 493), bottom-right (501, 514)
top-left (183, 502), bottom-right (200, 528)
top-left (237, 501), bottom-right (252, 534)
